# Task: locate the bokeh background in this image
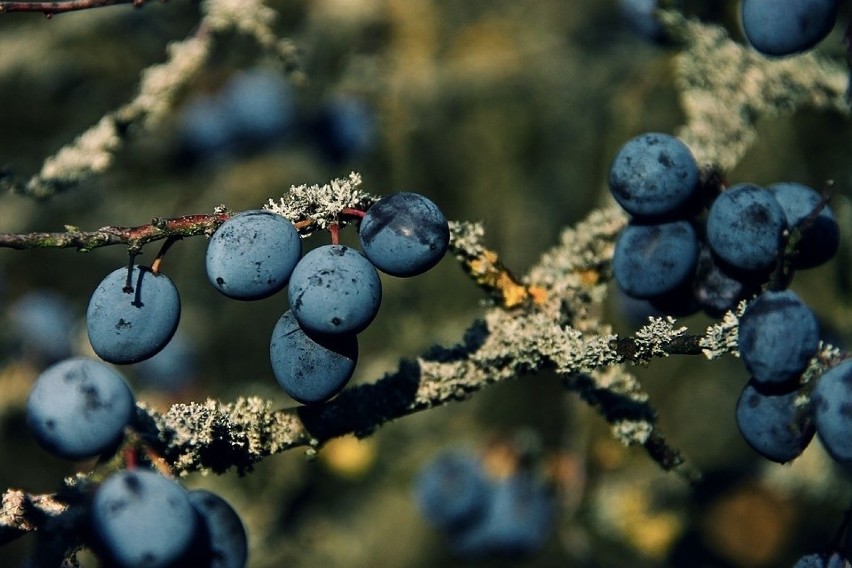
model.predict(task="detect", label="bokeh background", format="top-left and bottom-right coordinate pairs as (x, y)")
top-left (0, 0), bottom-right (851, 566)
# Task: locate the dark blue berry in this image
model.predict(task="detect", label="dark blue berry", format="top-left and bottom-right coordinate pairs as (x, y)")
top-left (10, 289), bottom-right (75, 364)
top-left (735, 378), bottom-right (814, 463)
top-left (737, 290), bottom-right (819, 385)
top-left (415, 450), bottom-right (491, 530)
top-left (87, 265), bottom-right (181, 364)
top-left (811, 360), bottom-right (852, 465)
top-left (706, 183), bottom-right (787, 273)
top-left (269, 310), bottom-right (358, 404)
top-left (613, 220), bottom-right (699, 299)
top-left (206, 210), bottom-right (301, 301)
top-left (741, 0), bottom-right (839, 57)
top-left (288, 244), bottom-right (382, 335)
top-left (310, 96), bottom-right (375, 164)
top-left (450, 472), bottom-right (554, 558)
top-left (769, 182), bottom-right (839, 269)
top-left (187, 490), bottom-right (248, 568)
top-left (90, 470), bottom-right (203, 568)
top-left (26, 357), bottom-right (135, 460)
top-left (358, 192), bottom-right (450, 277)
top-left (608, 133), bottom-right (700, 220)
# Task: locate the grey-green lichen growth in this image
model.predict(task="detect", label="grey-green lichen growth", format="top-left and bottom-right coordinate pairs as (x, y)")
top-left (700, 300), bottom-right (746, 359)
top-left (264, 172), bottom-right (377, 236)
top-left (147, 397), bottom-right (309, 474)
top-left (8, 0), bottom-right (301, 199)
top-left (633, 317), bottom-right (689, 360)
top-left (660, 11), bottom-right (849, 171)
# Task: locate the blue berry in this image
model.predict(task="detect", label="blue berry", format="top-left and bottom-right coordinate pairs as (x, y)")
top-left (87, 265), bottom-right (181, 364)
top-left (613, 220), bottom-right (699, 299)
top-left (10, 289), bottom-right (75, 364)
top-left (310, 96), bottom-right (375, 164)
top-left (218, 69), bottom-right (295, 150)
top-left (608, 133), bottom-right (700, 220)
top-left (187, 490), bottom-right (248, 568)
top-left (692, 244), bottom-right (757, 317)
top-left (737, 290), bottom-right (819, 385)
top-left (288, 244), bottom-right (382, 335)
top-left (450, 472), bottom-right (554, 558)
top-left (178, 69), bottom-right (294, 161)
top-left (358, 192), bottom-right (450, 277)
top-left (178, 96), bottom-right (232, 160)
top-left (90, 469), bottom-right (204, 568)
top-left (769, 182), bottom-right (839, 269)
top-left (618, 0), bottom-right (666, 42)
top-left (706, 183), bottom-right (787, 273)
top-left (133, 331), bottom-right (197, 392)
top-left (414, 450), bottom-right (491, 530)
top-left (735, 379), bottom-right (814, 463)
top-left (26, 357), bottom-right (135, 460)
top-left (206, 210), bottom-right (301, 301)
top-left (741, 0), bottom-right (839, 57)
top-left (269, 310), bottom-right (358, 404)
top-left (811, 360), bottom-right (852, 465)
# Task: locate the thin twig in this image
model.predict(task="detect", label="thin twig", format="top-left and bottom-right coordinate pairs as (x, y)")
top-left (0, 0), bottom-right (144, 15)
top-left (0, 212), bottom-right (232, 252)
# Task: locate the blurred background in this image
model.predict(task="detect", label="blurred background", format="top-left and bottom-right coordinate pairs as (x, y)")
top-left (0, 0), bottom-right (851, 566)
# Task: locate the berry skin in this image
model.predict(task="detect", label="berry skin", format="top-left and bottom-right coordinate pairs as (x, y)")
top-left (737, 290), bottom-right (819, 386)
top-left (187, 490), bottom-right (248, 568)
top-left (450, 472), bottom-right (554, 558)
top-left (269, 310), bottom-right (358, 404)
top-left (612, 220), bottom-right (699, 299)
top-left (735, 378), bottom-right (814, 463)
top-left (414, 450), bottom-right (492, 530)
top-left (133, 331), bottom-right (197, 392)
top-left (90, 469), bottom-right (206, 568)
top-left (10, 289), bottom-right (75, 364)
top-left (618, 0), bottom-right (666, 42)
top-left (310, 96), bottom-right (376, 164)
top-left (288, 244), bottom-right (382, 335)
top-left (811, 360), bottom-right (852, 465)
top-left (218, 69), bottom-right (295, 150)
top-left (206, 210), bottom-right (302, 301)
top-left (87, 265), bottom-right (181, 364)
top-left (706, 183), bottom-right (787, 273)
top-left (358, 192), bottom-right (450, 277)
top-left (26, 357), bottom-right (135, 460)
top-left (692, 244), bottom-right (757, 318)
top-left (768, 182), bottom-right (840, 269)
top-left (741, 0), bottom-right (839, 57)
top-left (608, 132), bottom-right (700, 221)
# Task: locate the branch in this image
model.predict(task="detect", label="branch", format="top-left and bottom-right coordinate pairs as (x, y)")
top-left (0, 211), bottom-right (232, 252)
top-left (0, 0), bottom-right (143, 15)
top-left (1, 0), bottom-right (301, 199)
top-left (661, 11), bottom-right (850, 171)
top-left (2, 201), bottom-right (847, 542)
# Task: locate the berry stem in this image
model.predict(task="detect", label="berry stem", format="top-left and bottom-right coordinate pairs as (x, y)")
top-left (123, 446), bottom-right (137, 471)
top-left (151, 236), bottom-right (180, 275)
top-left (329, 223), bottom-right (340, 245)
top-left (341, 207), bottom-right (366, 218)
top-left (122, 253), bottom-right (136, 293)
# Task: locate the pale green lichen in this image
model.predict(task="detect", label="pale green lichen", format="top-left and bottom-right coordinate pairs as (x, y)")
top-left (633, 317), bottom-right (689, 360)
top-left (661, 11), bottom-right (849, 171)
top-left (612, 418), bottom-right (654, 446)
top-left (700, 301), bottom-right (747, 359)
top-left (263, 172), bottom-right (377, 235)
